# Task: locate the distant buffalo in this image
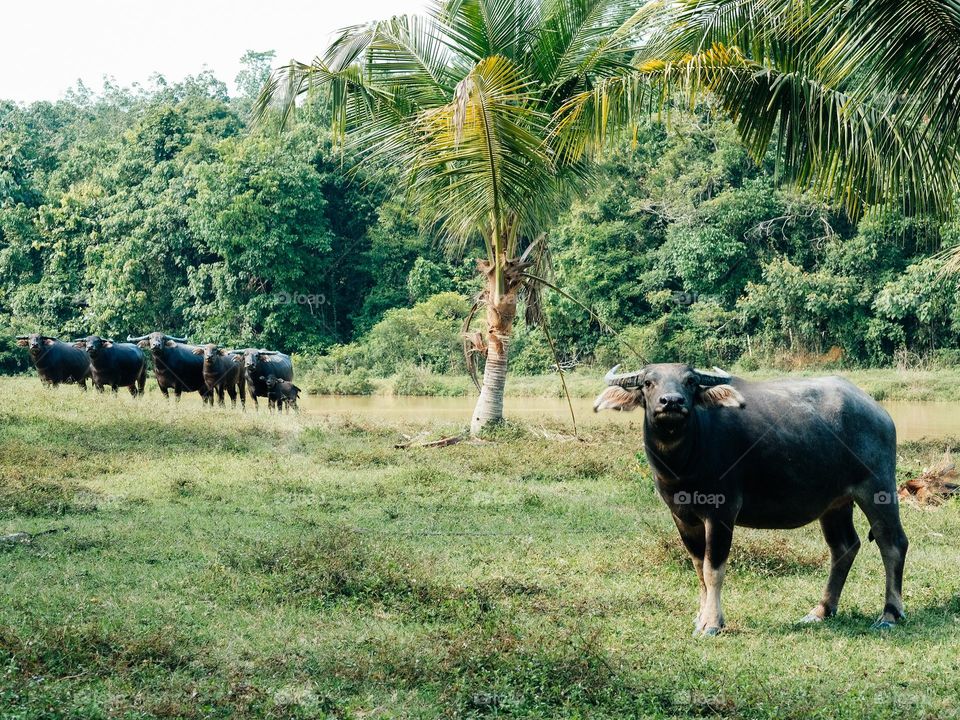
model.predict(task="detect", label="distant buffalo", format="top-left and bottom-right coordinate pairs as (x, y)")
top-left (261, 374), bottom-right (301, 413)
top-left (16, 334), bottom-right (91, 389)
top-left (193, 343), bottom-right (245, 408)
top-left (73, 335), bottom-right (146, 396)
top-left (233, 349), bottom-right (293, 410)
top-left (127, 333), bottom-right (210, 403)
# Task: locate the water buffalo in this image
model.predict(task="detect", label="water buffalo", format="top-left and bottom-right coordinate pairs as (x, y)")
top-left (127, 333), bottom-right (210, 403)
top-left (260, 374), bottom-right (301, 413)
top-left (594, 363), bottom-right (907, 635)
top-left (232, 349), bottom-right (293, 410)
top-left (15, 334), bottom-right (91, 389)
top-left (73, 335), bottom-right (146, 396)
top-left (193, 343), bottom-right (245, 408)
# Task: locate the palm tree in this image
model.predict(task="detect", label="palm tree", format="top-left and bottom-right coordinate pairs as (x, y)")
top-left (256, 0), bottom-right (662, 434)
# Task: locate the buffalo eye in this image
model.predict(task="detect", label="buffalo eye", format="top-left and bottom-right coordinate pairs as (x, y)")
top-left (643, 379), bottom-right (653, 389)
top-left (684, 376), bottom-right (697, 387)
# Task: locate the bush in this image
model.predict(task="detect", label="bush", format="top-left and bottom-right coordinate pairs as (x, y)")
top-left (306, 368), bottom-right (375, 396)
top-left (0, 335), bottom-right (30, 375)
top-left (929, 348), bottom-right (960, 368)
top-left (391, 364), bottom-right (445, 396)
top-left (509, 326), bottom-right (555, 375)
top-left (390, 365), bottom-right (470, 396)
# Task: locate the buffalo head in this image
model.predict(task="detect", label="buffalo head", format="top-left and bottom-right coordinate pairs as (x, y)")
top-left (74, 335), bottom-right (114, 358)
top-left (16, 333), bottom-right (55, 356)
top-left (127, 332), bottom-right (187, 352)
top-left (594, 363), bottom-right (744, 429)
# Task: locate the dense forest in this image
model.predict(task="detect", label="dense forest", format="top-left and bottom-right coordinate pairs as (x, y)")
top-left (2, 52), bottom-right (958, 378)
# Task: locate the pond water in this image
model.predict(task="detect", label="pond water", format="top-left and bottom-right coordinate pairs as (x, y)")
top-left (298, 395), bottom-right (960, 442)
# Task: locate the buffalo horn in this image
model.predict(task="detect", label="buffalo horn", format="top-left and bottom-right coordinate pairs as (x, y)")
top-left (164, 335), bottom-right (188, 343)
top-left (127, 334), bottom-right (150, 342)
top-left (693, 367), bottom-right (731, 387)
top-left (604, 364), bottom-right (647, 388)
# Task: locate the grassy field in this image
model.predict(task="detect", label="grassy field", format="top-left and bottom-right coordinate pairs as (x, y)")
top-left (2, 377), bottom-right (960, 719)
top-left (304, 367), bottom-right (960, 402)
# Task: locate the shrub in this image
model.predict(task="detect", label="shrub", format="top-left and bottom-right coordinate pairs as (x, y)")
top-left (307, 368), bottom-right (375, 396)
top-left (390, 365), bottom-right (469, 396)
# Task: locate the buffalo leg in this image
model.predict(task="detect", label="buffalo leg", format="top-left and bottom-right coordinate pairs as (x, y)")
top-left (673, 515), bottom-right (707, 634)
top-left (160, 386), bottom-right (170, 400)
top-left (699, 518), bottom-right (733, 636)
top-left (136, 368), bottom-right (146, 396)
top-left (217, 387), bottom-right (225, 408)
top-left (802, 502), bottom-right (860, 623)
top-left (227, 385), bottom-right (237, 408)
top-left (175, 389), bottom-right (182, 402)
top-left (111, 384), bottom-right (119, 395)
top-left (854, 489), bottom-right (908, 628)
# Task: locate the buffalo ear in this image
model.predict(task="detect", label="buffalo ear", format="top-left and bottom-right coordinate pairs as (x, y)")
top-left (192, 347), bottom-right (204, 355)
top-left (103, 341), bottom-right (113, 348)
top-left (593, 386), bottom-right (644, 413)
top-left (137, 340), bottom-right (149, 348)
top-left (73, 341), bottom-right (86, 349)
top-left (697, 384), bottom-right (745, 409)
top-left (291, 384), bottom-right (301, 393)
top-left (44, 338), bottom-right (55, 346)
top-left (16, 339), bottom-right (29, 347)
top-left (165, 340), bottom-right (177, 348)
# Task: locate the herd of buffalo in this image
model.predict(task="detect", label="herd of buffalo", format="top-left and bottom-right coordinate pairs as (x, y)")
top-left (14, 332), bottom-right (302, 411)
top-left (13, 333), bottom-right (912, 635)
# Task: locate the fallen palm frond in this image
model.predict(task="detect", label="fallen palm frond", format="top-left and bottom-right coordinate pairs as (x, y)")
top-left (899, 452), bottom-right (960, 505)
top-left (395, 434), bottom-right (467, 449)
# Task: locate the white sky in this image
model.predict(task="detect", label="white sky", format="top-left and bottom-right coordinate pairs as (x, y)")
top-left (1, 0), bottom-right (428, 103)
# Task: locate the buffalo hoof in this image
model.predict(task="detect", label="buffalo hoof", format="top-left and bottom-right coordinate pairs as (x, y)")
top-left (798, 612), bottom-right (824, 624)
top-left (871, 619), bottom-right (895, 631)
top-left (692, 624), bottom-right (723, 637)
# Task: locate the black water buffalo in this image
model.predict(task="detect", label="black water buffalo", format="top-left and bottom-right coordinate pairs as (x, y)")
top-left (233, 349), bottom-right (293, 410)
top-left (193, 343), bottom-right (245, 408)
top-left (594, 363), bottom-right (907, 635)
top-left (73, 335), bottom-right (146, 396)
top-left (261, 374), bottom-right (301, 413)
top-left (127, 333), bottom-right (210, 403)
top-left (15, 334), bottom-right (91, 388)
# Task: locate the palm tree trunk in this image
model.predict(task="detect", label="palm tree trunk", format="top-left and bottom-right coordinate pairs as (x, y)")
top-left (471, 334), bottom-right (509, 434)
top-left (470, 269), bottom-right (518, 435)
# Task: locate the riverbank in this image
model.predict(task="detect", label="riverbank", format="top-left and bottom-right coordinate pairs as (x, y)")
top-left (302, 366), bottom-right (960, 402)
top-left (1, 378), bottom-right (959, 718)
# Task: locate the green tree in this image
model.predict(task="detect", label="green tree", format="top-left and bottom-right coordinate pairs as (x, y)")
top-left (257, 0), bottom-right (665, 432)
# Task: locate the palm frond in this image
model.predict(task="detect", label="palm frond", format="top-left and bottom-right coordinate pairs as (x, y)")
top-left (407, 54), bottom-right (556, 254)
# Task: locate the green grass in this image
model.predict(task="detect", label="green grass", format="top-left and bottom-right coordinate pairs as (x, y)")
top-left (1, 377), bottom-right (960, 718)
